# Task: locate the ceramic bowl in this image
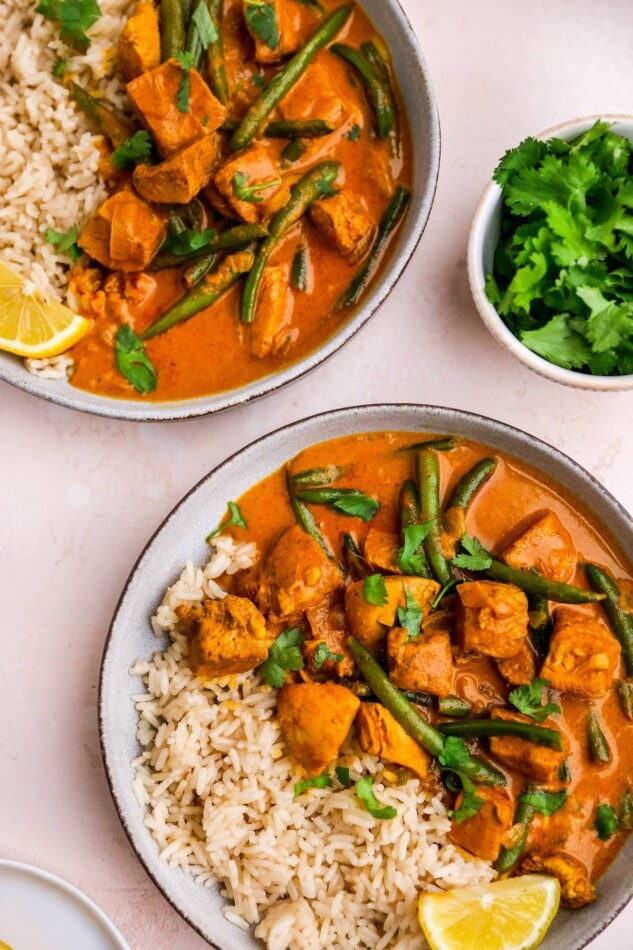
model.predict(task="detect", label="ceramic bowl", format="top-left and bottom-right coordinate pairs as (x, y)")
top-left (0, 0), bottom-right (440, 421)
top-left (100, 403), bottom-right (633, 949)
top-left (468, 114), bottom-right (633, 391)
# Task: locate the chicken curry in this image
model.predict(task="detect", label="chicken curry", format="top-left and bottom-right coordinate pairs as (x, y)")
top-left (176, 431), bottom-right (633, 914)
top-left (61, 0), bottom-right (412, 401)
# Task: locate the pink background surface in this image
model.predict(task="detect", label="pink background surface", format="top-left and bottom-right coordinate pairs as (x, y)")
top-left (2, 0), bottom-right (633, 947)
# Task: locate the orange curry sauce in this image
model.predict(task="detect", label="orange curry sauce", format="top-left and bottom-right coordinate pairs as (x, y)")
top-left (228, 432), bottom-right (633, 886)
top-left (68, 0), bottom-right (413, 401)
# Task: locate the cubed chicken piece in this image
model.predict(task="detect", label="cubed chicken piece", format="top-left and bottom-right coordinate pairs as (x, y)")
top-left (126, 59), bottom-right (226, 157)
top-left (488, 708), bottom-right (569, 785)
top-left (175, 595), bottom-right (273, 677)
top-left (345, 576), bottom-right (440, 652)
top-left (304, 593), bottom-right (355, 677)
top-left (448, 786), bottom-right (515, 862)
top-left (78, 190), bottom-right (165, 271)
top-left (213, 146), bottom-right (290, 224)
top-left (243, 0), bottom-right (302, 63)
top-left (250, 264), bottom-right (295, 359)
top-left (501, 511), bottom-right (576, 583)
top-left (356, 703), bottom-right (430, 779)
top-left (363, 529), bottom-right (401, 573)
top-left (387, 628), bottom-right (454, 696)
top-left (277, 681), bottom-right (360, 775)
top-left (540, 607), bottom-right (620, 698)
top-left (278, 61), bottom-right (345, 127)
top-left (495, 638), bottom-right (537, 686)
top-left (257, 524), bottom-right (344, 621)
top-left (521, 853), bottom-right (595, 908)
top-left (133, 134), bottom-right (219, 204)
top-left (456, 580), bottom-right (529, 659)
top-left (310, 191), bottom-right (373, 262)
top-left (365, 147), bottom-right (395, 200)
top-left (117, 1), bottom-right (161, 82)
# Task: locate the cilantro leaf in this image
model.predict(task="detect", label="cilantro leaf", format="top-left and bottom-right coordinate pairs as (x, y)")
top-left (396, 521), bottom-right (434, 574)
top-left (174, 51), bottom-right (196, 113)
top-left (519, 314), bottom-right (591, 369)
top-left (519, 789), bottom-right (567, 817)
top-left (346, 123), bottom-right (362, 142)
top-left (508, 678), bottom-right (561, 723)
top-left (233, 170), bottom-right (282, 204)
top-left (438, 736), bottom-right (472, 771)
top-left (493, 136), bottom-right (548, 188)
top-left (335, 765), bottom-right (352, 788)
top-left (448, 774), bottom-right (485, 824)
top-left (355, 776), bottom-right (397, 820)
top-left (114, 325), bottom-right (157, 394)
top-left (258, 627), bottom-right (304, 688)
top-left (44, 225), bottom-right (81, 262)
top-left (111, 130), bottom-right (154, 171)
top-left (191, 1), bottom-right (218, 49)
top-left (595, 803), bottom-right (618, 840)
top-left (244, 0), bottom-right (279, 49)
top-left (396, 584), bottom-right (422, 641)
top-left (363, 573), bottom-right (388, 606)
top-left (52, 57), bottom-right (66, 77)
top-left (313, 642), bottom-right (343, 669)
top-left (251, 74), bottom-right (265, 87)
top-left (294, 773), bottom-right (333, 797)
top-left (162, 227), bottom-right (217, 256)
top-left (332, 492), bottom-right (379, 521)
top-left (36, 0), bottom-right (101, 53)
top-left (205, 501), bottom-right (248, 542)
top-left (451, 535), bottom-right (492, 571)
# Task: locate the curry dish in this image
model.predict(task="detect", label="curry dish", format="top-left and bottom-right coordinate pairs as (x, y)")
top-left (176, 431), bottom-right (633, 913)
top-left (63, 0), bottom-right (412, 400)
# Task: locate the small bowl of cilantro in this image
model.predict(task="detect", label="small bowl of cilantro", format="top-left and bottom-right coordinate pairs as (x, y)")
top-left (468, 115), bottom-right (633, 389)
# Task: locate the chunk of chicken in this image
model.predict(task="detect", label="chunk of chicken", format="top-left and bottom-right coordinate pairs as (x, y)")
top-left (117, 1), bottom-right (161, 82)
top-left (495, 638), bottom-right (537, 686)
top-left (243, 0), bottom-right (302, 63)
top-left (126, 59), bottom-right (226, 157)
top-left (387, 627), bottom-right (454, 696)
top-left (363, 529), bottom-right (401, 574)
top-left (310, 191), bottom-right (373, 262)
top-left (278, 61), bottom-right (345, 127)
top-left (448, 786), bottom-right (515, 862)
top-left (345, 576), bottom-right (440, 652)
top-left (213, 145), bottom-right (290, 224)
top-left (78, 190), bottom-right (165, 271)
top-left (249, 264), bottom-right (295, 359)
top-left (133, 134), bottom-right (219, 204)
top-left (521, 853), bottom-right (596, 908)
top-left (488, 708), bottom-right (569, 785)
top-left (501, 511), bottom-right (576, 583)
top-left (356, 703), bottom-right (430, 779)
top-left (175, 595), bottom-right (272, 677)
top-left (456, 580), bottom-right (529, 659)
top-left (540, 607), bottom-right (620, 698)
top-left (257, 524), bottom-right (344, 621)
top-left (277, 681), bottom-right (360, 775)
top-left (304, 592), bottom-right (354, 677)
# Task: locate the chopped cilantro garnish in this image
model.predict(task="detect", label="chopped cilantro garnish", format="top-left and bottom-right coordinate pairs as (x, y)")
top-left (396, 584), bottom-right (422, 641)
top-left (363, 573), bottom-right (388, 606)
top-left (313, 642), bottom-right (343, 670)
top-left (438, 736), bottom-right (472, 771)
top-left (335, 765), bottom-right (352, 788)
top-left (114, 325), bottom-right (157, 395)
top-left (448, 774), bottom-right (485, 824)
top-left (331, 492), bottom-right (379, 521)
top-left (451, 535), bottom-right (492, 571)
top-left (251, 74), bottom-right (266, 87)
top-left (52, 57), bottom-right (66, 77)
top-left (509, 678), bottom-right (561, 723)
top-left (191, 1), bottom-right (218, 48)
top-left (111, 130), bottom-right (154, 171)
top-left (162, 227), bottom-right (217, 256)
top-left (346, 123), bottom-right (362, 142)
top-left (36, 0), bottom-right (101, 53)
top-left (244, 0), bottom-right (279, 50)
top-left (44, 224), bottom-right (81, 262)
top-left (355, 776), bottom-right (397, 819)
top-left (518, 789), bottom-right (567, 817)
top-left (258, 628), bottom-right (305, 688)
top-left (595, 803), bottom-right (619, 840)
top-left (233, 171), bottom-right (281, 204)
top-left (174, 51), bottom-right (196, 113)
top-left (294, 773), bottom-right (333, 797)
top-left (206, 501), bottom-right (247, 542)
top-left (396, 521), bottom-right (434, 574)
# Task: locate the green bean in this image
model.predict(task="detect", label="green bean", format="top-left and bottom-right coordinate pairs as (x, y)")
top-left (183, 198), bottom-right (204, 231)
top-left (291, 245), bottom-right (309, 291)
top-left (417, 450), bottom-right (452, 587)
top-left (445, 458), bottom-right (497, 512)
top-left (400, 437), bottom-right (460, 453)
top-left (142, 250), bottom-right (255, 339)
top-left (438, 696), bottom-right (472, 719)
top-left (495, 792), bottom-right (536, 874)
top-left (528, 594), bottom-right (553, 655)
top-left (160, 0), bottom-right (187, 60)
top-left (295, 487), bottom-right (366, 504)
top-left (182, 254), bottom-right (216, 287)
top-left (150, 223), bottom-right (269, 270)
top-left (584, 563), bottom-right (633, 676)
top-left (281, 139), bottom-right (308, 164)
top-left (559, 759), bottom-right (572, 784)
top-left (619, 788), bottom-right (633, 830)
top-left (485, 559), bottom-right (605, 604)
top-left (617, 681), bottom-right (633, 720)
top-left (291, 465), bottom-right (347, 487)
top-left (287, 470), bottom-right (333, 559)
top-left (221, 118), bottom-right (336, 139)
top-left (241, 160), bottom-right (340, 324)
top-left (361, 39), bottom-right (401, 157)
top-left (399, 479), bottom-right (419, 529)
top-left (230, 5), bottom-right (352, 151)
top-left (348, 638), bottom-right (506, 786)
top-left (438, 719), bottom-right (563, 750)
top-left (330, 43), bottom-right (394, 139)
top-left (587, 710), bottom-right (611, 764)
top-left (68, 81), bottom-right (134, 147)
top-left (205, 0), bottom-right (229, 104)
top-left (335, 185), bottom-right (410, 310)
top-left (168, 214), bottom-right (188, 238)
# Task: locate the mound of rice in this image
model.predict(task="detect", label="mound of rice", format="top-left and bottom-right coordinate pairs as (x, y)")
top-left (130, 536), bottom-right (496, 949)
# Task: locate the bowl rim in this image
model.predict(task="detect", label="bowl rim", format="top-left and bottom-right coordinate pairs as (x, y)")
top-left (0, 0), bottom-right (441, 422)
top-left (467, 112), bottom-right (633, 391)
top-left (99, 402), bottom-right (633, 950)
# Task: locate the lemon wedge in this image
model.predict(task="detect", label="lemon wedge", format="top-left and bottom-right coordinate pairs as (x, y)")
top-left (418, 875), bottom-right (561, 950)
top-left (0, 260), bottom-right (90, 358)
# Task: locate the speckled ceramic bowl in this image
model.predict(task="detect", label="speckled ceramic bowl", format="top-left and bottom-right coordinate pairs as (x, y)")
top-left (0, 0), bottom-right (440, 421)
top-left (468, 114), bottom-right (633, 391)
top-left (100, 404), bottom-right (633, 949)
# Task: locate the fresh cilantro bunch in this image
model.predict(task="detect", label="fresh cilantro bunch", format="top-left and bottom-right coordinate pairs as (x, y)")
top-left (486, 121), bottom-right (633, 376)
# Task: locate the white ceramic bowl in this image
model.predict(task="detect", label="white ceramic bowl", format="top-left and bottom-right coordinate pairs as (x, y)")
top-left (468, 114), bottom-right (633, 391)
